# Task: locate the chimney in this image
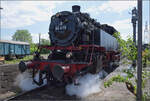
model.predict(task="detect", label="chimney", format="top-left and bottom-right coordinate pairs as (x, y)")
top-left (72, 5), bottom-right (80, 12)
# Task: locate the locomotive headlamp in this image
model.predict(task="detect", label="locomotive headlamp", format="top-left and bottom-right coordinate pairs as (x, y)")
top-left (62, 66), bottom-right (70, 69)
top-left (66, 52), bottom-right (72, 58)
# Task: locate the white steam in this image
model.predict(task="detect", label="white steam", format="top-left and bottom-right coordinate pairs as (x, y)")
top-left (66, 70), bottom-right (108, 98)
top-left (14, 69), bottom-right (108, 98)
top-left (14, 71), bottom-right (47, 91)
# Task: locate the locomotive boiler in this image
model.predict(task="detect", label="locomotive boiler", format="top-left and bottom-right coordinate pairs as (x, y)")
top-left (19, 5), bottom-right (120, 86)
top-left (49, 5), bottom-right (117, 47)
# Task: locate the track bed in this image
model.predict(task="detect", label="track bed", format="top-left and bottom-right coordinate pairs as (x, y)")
top-left (5, 85), bottom-right (78, 101)
top-left (3, 64), bottom-right (119, 101)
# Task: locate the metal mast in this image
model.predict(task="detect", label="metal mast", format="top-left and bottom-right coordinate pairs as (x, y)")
top-left (137, 0), bottom-right (143, 101)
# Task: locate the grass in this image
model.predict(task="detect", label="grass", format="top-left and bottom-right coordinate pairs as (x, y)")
top-left (4, 54), bottom-right (49, 64)
top-left (5, 55), bottom-right (33, 64)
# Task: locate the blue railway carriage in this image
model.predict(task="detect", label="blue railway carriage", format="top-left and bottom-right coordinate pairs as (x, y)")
top-left (0, 40), bottom-right (30, 59)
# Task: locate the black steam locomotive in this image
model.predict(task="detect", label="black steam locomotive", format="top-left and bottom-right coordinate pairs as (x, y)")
top-left (49, 5), bottom-right (117, 46)
top-left (19, 5), bottom-right (120, 86)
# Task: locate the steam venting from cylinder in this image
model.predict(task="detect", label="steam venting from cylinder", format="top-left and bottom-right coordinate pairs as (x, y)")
top-left (66, 70), bottom-right (108, 98)
top-left (14, 71), bottom-right (47, 91)
top-left (72, 5), bottom-right (80, 12)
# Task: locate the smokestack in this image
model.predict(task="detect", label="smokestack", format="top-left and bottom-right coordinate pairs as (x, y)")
top-left (72, 5), bottom-right (80, 12)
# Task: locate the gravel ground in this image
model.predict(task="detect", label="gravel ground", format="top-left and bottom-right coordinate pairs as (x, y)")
top-left (2, 60), bottom-right (149, 101)
top-left (0, 64), bottom-right (21, 100)
top-left (143, 67), bottom-right (150, 100)
top-left (84, 64), bottom-right (136, 101)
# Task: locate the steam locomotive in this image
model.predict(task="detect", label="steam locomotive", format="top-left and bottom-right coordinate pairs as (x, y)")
top-left (19, 5), bottom-right (120, 86)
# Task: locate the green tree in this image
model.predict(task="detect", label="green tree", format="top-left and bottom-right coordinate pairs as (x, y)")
top-left (41, 39), bottom-right (50, 45)
top-left (142, 48), bottom-right (150, 67)
top-left (12, 30), bottom-right (32, 43)
top-left (113, 32), bottom-right (137, 61)
top-left (40, 38), bottom-right (50, 54)
top-left (30, 43), bottom-right (38, 54)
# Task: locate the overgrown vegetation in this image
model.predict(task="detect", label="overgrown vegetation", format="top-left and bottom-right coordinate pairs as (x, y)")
top-left (30, 38), bottom-right (50, 54)
top-left (113, 32), bottom-right (137, 61)
top-left (142, 48), bottom-right (150, 67)
top-left (5, 55), bottom-right (33, 64)
top-left (30, 43), bottom-right (38, 54)
top-left (113, 32), bottom-right (150, 66)
top-left (104, 32), bottom-right (150, 101)
top-left (40, 38), bottom-right (51, 54)
top-left (104, 68), bottom-right (150, 100)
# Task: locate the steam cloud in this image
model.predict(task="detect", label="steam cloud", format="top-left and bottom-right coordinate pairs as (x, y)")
top-left (14, 71), bottom-right (47, 91)
top-left (14, 69), bottom-right (108, 98)
top-left (66, 70), bottom-right (108, 98)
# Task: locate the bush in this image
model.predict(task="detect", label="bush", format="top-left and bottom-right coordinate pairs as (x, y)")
top-left (30, 43), bottom-right (38, 54)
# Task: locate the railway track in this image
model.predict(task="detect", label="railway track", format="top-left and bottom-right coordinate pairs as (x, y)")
top-left (4, 85), bottom-right (78, 101)
top-left (4, 85), bottom-right (47, 101)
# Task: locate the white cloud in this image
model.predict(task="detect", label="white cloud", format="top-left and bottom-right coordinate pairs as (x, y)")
top-left (109, 19), bottom-right (148, 42)
top-left (110, 19), bottom-right (131, 30)
top-left (106, 19), bottom-right (132, 40)
top-left (99, 1), bottom-right (137, 13)
top-left (85, 1), bottom-right (137, 17)
top-left (41, 33), bottom-right (50, 40)
top-left (1, 1), bottom-right (65, 29)
top-left (86, 6), bottom-right (100, 15)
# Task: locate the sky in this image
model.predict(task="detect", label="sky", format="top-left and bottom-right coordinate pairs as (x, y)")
top-left (0, 0), bottom-right (150, 43)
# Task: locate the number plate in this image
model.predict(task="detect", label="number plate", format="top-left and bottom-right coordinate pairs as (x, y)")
top-left (55, 25), bottom-right (67, 31)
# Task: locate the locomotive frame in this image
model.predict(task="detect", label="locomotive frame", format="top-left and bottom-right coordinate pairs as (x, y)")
top-left (19, 44), bottom-right (120, 86)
